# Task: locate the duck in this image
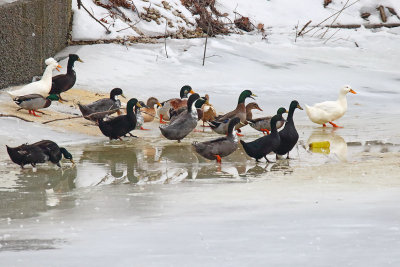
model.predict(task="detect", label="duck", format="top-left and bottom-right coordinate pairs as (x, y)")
top-left (274, 101), bottom-right (303, 159)
top-left (159, 93), bottom-right (203, 142)
top-left (169, 95), bottom-right (207, 123)
top-left (142, 97), bottom-right (162, 122)
top-left (6, 140), bottom-right (74, 168)
top-left (305, 85), bottom-right (357, 128)
top-left (98, 98), bottom-right (141, 140)
top-left (192, 117), bottom-right (241, 163)
top-left (13, 94), bottom-right (59, 117)
top-left (135, 101), bottom-right (148, 130)
top-left (157, 85), bottom-right (195, 124)
top-left (240, 113), bottom-right (285, 162)
top-left (200, 94), bottom-right (217, 127)
top-left (78, 88), bottom-right (125, 121)
top-left (249, 107), bottom-right (287, 135)
top-left (7, 58), bottom-right (61, 99)
top-left (209, 90), bottom-right (256, 135)
top-left (49, 54), bottom-right (84, 101)
top-left (235, 102), bottom-right (263, 133)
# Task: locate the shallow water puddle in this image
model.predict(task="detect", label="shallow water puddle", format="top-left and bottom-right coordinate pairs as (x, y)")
top-left (1, 128), bottom-right (398, 221)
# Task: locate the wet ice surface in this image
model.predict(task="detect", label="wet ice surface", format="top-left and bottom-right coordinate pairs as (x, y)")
top-left (1, 32), bottom-right (400, 265)
top-left (1, 127), bottom-right (400, 266)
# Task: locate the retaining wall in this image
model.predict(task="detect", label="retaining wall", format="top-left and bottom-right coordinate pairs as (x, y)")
top-left (0, 0), bottom-right (72, 89)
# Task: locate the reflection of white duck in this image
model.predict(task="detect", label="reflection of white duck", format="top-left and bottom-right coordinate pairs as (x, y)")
top-left (307, 129), bottom-right (347, 162)
top-left (7, 58), bottom-right (61, 99)
top-left (305, 85), bottom-right (356, 128)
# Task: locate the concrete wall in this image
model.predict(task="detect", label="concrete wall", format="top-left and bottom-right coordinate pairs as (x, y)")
top-left (0, 0), bottom-right (72, 89)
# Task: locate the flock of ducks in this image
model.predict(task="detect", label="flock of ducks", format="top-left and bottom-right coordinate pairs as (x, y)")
top-left (5, 55), bottom-right (357, 169)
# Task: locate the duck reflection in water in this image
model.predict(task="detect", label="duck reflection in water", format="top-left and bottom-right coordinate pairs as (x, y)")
top-left (245, 159), bottom-right (293, 177)
top-left (78, 142), bottom-right (201, 185)
top-left (307, 128), bottom-right (347, 162)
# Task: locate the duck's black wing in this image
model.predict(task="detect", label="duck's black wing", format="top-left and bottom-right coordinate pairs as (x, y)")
top-left (50, 71), bottom-right (76, 94)
top-left (240, 134), bottom-right (279, 160)
top-left (98, 115), bottom-right (136, 140)
top-left (6, 144), bottom-right (48, 167)
top-left (32, 140), bottom-right (62, 164)
top-left (275, 121), bottom-right (298, 155)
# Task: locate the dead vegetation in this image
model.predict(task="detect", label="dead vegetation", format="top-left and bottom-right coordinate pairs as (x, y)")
top-left (94, 0), bottom-right (136, 11)
top-left (181, 0), bottom-right (230, 35)
top-left (297, 0), bottom-right (400, 45)
top-left (234, 16), bottom-right (253, 32)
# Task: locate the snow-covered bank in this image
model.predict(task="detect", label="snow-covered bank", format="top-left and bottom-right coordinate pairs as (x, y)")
top-left (72, 0), bottom-right (400, 40)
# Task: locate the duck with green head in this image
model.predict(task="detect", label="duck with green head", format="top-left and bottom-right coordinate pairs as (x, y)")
top-left (50, 54), bottom-right (84, 101)
top-left (249, 107), bottom-right (288, 135)
top-left (157, 85), bottom-right (196, 124)
top-left (6, 140), bottom-right (74, 168)
top-left (98, 98), bottom-right (142, 140)
top-left (13, 94), bottom-right (59, 117)
top-left (209, 90), bottom-right (256, 135)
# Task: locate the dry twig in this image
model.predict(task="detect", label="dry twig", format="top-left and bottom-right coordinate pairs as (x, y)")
top-left (0, 114), bottom-right (34, 123)
top-left (320, 0), bottom-right (350, 39)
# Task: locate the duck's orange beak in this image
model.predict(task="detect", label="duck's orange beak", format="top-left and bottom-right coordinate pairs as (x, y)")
top-left (349, 89), bottom-right (357, 94)
top-left (56, 65), bottom-right (62, 72)
top-left (189, 89), bottom-right (195, 94)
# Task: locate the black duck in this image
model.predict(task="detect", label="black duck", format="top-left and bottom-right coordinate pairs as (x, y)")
top-left (98, 98), bottom-right (141, 140)
top-left (240, 113), bottom-right (285, 162)
top-left (49, 54), bottom-right (84, 101)
top-left (274, 100), bottom-right (303, 159)
top-left (6, 140), bottom-right (74, 168)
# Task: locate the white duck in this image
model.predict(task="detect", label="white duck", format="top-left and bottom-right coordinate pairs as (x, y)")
top-left (305, 85), bottom-right (357, 128)
top-left (7, 58), bottom-right (61, 99)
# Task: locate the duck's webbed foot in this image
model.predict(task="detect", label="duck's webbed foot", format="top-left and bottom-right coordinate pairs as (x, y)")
top-left (57, 95), bottom-right (68, 103)
top-left (128, 133), bottom-right (138, 138)
top-left (159, 115), bottom-right (168, 124)
top-left (329, 121), bottom-right (342, 128)
top-left (214, 155), bottom-right (222, 164)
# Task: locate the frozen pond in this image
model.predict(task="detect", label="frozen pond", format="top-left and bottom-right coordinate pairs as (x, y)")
top-left (1, 31), bottom-right (400, 265)
top-left (0, 128), bottom-right (400, 266)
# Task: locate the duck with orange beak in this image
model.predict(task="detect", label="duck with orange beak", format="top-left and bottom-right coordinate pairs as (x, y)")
top-left (305, 85), bottom-right (357, 128)
top-left (157, 85), bottom-right (196, 124)
top-left (7, 58), bottom-right (61, 99)
top-left (50, 54), bottom-right (84, 102)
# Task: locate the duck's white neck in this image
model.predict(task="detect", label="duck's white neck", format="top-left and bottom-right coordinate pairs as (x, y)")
top-left (41, 65), bottom-right (55, 84)
top-left (337, 91), bottom-right (348, 107)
